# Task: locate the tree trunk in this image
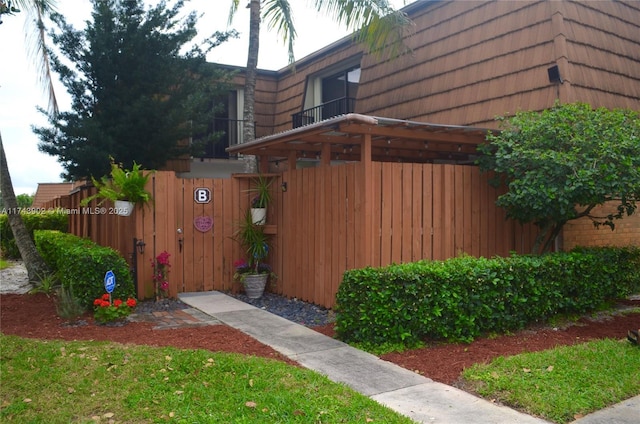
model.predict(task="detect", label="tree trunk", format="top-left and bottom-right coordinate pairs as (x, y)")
top-left (532, 220), bottom-right (565, 254)
top-left (0, 132), bottom-right (50, 283)
top-left (241, 0), bottom-right (260, 173)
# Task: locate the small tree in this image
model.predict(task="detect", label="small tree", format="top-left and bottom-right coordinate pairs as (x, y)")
top-left (478, 102), bottom-right (640, 254)
top-left (34, 0), bottom-right (235, 180)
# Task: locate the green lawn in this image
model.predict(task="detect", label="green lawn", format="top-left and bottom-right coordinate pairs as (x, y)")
top-left (462, 338), bottom-right (640, 423)
top-left (0, 334), bottom-right (415, 423)
top-left (0, 259), bottom-right (10, 270)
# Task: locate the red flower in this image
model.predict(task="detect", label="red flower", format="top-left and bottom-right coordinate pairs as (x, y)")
top-left (100, 300), bottom-right (110, 307)
top-left (126, 298), bottom-right (137, 308)
top-left (113, 299), bottom-right (123, 307)
top-left (101, 293), bottom-right (110, 301)
top-left (234, 258), bottom-right (248, 268)
top-left (93, 299), bottom-right (102, 306)
top-left (156, 251), bottom-right (171, 266)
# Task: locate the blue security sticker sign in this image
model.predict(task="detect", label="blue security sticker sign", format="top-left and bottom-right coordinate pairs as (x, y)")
top-left (104, 270), bottom-right (116, 293)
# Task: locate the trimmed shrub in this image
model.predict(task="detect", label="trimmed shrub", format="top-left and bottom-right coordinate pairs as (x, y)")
top-left (0, 210), bottom-right (68, 258)
top-left (34, 230), bottom-right (135, 307)
top-left (335, 247), bottom-right (640, 347)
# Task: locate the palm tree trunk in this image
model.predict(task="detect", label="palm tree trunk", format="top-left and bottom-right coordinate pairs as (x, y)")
top-left (0, 132), bottom-right (50, 283)
top-left (242, 0), bottom-right (260, 173)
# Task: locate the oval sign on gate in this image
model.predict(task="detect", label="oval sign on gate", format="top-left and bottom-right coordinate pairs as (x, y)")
top-left (104, 270), bottom-right (116, 293)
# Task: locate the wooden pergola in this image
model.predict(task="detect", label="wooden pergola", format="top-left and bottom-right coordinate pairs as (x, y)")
top-left (227, 114), bottom-right (493, 271)
top-left (226, 113), bottom-right (491, 171)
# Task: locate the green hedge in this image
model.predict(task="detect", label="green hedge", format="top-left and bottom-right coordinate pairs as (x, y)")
top-left (335, 247), bottom-right (640, 347)
top-left (34, 230), bottom-right (135, 307)
top-left (0, 210), bottom-right (68, 258)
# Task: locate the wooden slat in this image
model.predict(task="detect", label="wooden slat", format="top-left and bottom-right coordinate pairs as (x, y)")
top-left (321, 166), bottom-right (333, 306)
top-left (454, 166), bottom-right (465, 255)
top-left (432, 165), bottom-right (444, 260)
top-left (332, 165), bottom-right (345, 305)
top-left (411, 164), bottom-right (423, 262)
top-left (470, 167), bottom-right (481, 257)
top-left (211, 178), bottom-right (224, 291)
top-left (422, 164), bottom-right (433, 260)
top-left (380, 162), bottom-right (393, 265)
top-left (462, 166), bottom-right (473, 255)
top-left (371, 162), bottom-right (383, 266)
top-left (391, 164), bottom-right (403, 264)
top-left (346, 164), bottom-right (357, 272)
top-left (442, 165), bottom-right (456, 259)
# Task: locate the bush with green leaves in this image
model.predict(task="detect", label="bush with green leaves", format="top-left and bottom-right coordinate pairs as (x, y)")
top-left (0, 210), bottom-right (68, 258)
top-left (34, 230), bottom-right (135, 307)
top-left (477, 102), bottom-right (640, 254)
top-left (335, 247), bottom-right (640, 348)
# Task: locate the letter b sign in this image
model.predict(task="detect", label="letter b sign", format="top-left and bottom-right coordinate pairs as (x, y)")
top-left (194, 188), bottom-right (211, 204)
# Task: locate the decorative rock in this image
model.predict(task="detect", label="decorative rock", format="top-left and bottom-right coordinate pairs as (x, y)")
top-left (0, 261), bottom-right (33, 294)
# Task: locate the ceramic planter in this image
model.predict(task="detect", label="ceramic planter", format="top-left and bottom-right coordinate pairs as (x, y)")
top-left (114, 200), bottom-right (134, 216)
top-left (243, 273), bottom-right (268, 298)
top-left (250, 207), bottom-right (266, 225)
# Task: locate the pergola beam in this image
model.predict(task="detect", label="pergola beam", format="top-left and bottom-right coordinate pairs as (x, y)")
top-left (227, 114), bottom-right (491, 166)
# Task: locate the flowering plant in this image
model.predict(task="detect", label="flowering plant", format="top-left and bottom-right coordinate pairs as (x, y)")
top-left (251, 195), bottom-right (263, 208)
top-left (151, 251), bottom-right (171, 298)
top-left (233, 258), bottom-right (275, 282)
top-left (93, 293), bottom-right (137, 324)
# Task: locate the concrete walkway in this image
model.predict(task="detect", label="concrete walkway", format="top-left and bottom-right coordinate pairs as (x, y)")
top-left (179, 291), bottom-right (639, 424)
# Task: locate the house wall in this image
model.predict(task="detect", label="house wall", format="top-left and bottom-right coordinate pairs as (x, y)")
top-left (356, 0), bottom-right (640, 127)
top-left (228, 71), bottom-right (281, 138)
top-left (562, 203), bottom-right (640, 250)
top-left (560, 0), bottom-right (640, 109)
top-left (257, 0), bottom-right (639, 131)
top-left (252, 72), bottom-right (279, 137)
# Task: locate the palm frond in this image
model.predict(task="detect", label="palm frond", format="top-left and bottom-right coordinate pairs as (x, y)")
top-left (262, 0), bottom-right (296, 64)
top-left (22, 0), bottom-right (59, 113)
top-left (313, 0), bottom-right (412, 59)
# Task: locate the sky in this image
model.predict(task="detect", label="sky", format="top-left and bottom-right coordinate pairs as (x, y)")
top-left (1, 0), bottom-right (410, 195)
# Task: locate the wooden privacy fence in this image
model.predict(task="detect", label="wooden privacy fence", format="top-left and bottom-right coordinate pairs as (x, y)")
top-left (279, 162), bottom-right (538, 307)
top-left (45, 162), bottom-right (537, 308)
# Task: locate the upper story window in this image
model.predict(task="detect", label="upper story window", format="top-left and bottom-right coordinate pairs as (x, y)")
top-left (293, 57), bottom-right (362, 128)
top-left (197, 89), bottom-right (246, 159)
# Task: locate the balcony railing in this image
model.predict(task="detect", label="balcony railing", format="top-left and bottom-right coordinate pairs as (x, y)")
top-left (200, 119), bottom-right (253, 159)
top-left (292, 97), bottom-right (356, 128)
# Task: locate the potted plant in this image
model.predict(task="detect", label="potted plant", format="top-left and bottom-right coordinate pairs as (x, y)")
top-left (233, 209), bottom-right (276, 298)
top-left (247, 175), bottom-right (273, 225)
top-left (81, 159), bottom-right (153, 216)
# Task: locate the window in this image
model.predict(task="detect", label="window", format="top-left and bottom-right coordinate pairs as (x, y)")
top-left (199, 89), bottom-right (244, 159)
top-left (320, 66), bottom-right (360, 119)
top-left (293, 57), bottom-right (362, 128)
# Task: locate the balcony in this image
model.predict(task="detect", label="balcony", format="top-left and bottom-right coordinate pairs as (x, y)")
top-left (200, 119), bottom-right (254, 159)
top-left (292, 97), bottom-right (356, 129)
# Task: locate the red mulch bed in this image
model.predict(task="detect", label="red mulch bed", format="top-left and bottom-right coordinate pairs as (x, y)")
top-left (1, 293), bottom-right (638, 385)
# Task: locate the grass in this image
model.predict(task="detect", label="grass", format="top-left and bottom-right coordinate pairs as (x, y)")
top-left (0, 258), bottom-right (9, 270)
top-left (0, 334), bottom-right (415, 424)
top-left (462, 338), bottom-right (640, 423)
